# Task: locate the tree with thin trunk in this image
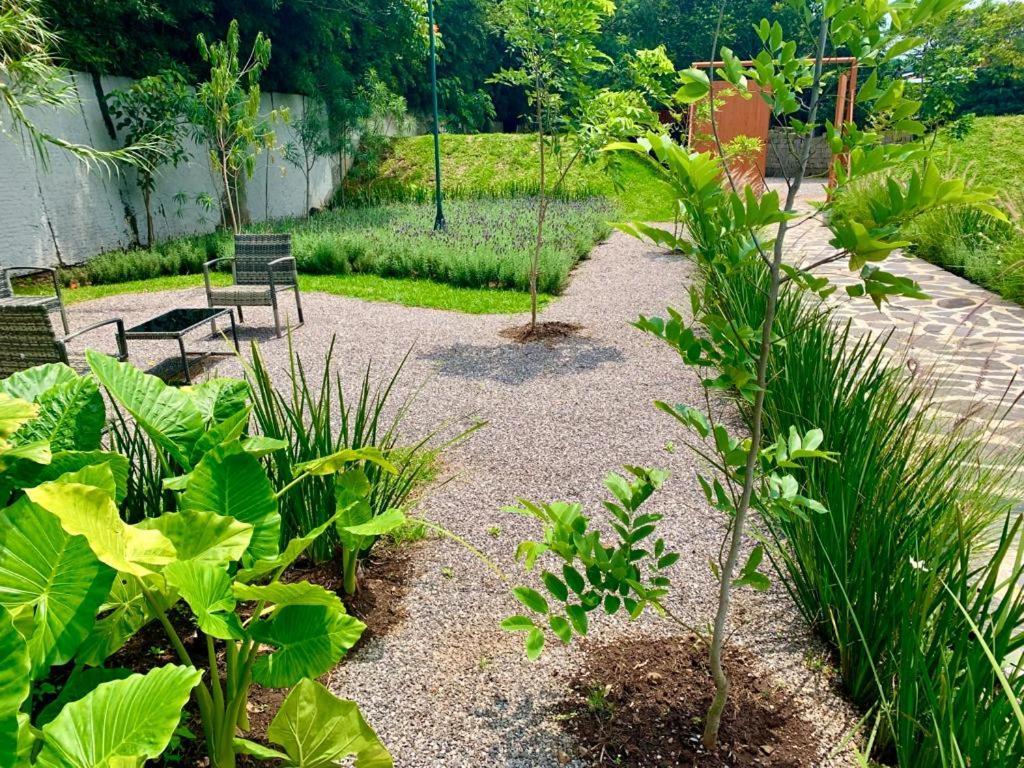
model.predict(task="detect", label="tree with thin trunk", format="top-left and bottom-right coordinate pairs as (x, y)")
top-left (284, 95), bottom-right (337, 218)
top-left (108, 71), bottom-right (191, 246)
top-left (499, 0), bottom-right (1004, 754)
top-left (488, 0), bottom-right (614, 333)
top-left (188, 20), bottom-right (286, 234)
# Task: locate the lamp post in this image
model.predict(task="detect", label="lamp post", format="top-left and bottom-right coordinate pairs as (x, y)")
top-left (427, 0), bottom-right (446, 230)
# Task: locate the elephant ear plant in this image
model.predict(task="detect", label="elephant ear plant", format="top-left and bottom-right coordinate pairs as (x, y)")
top-left (0, 357), bottom-right (394, 768)
top-left (500, 0), bottom-right (1005, 752)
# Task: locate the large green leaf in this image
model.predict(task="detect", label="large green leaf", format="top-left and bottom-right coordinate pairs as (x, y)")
top-left (334, 470), bottom-right (372, 551)
top-left (267, 678), bottom-right (392, 768)
top-left (0, 393), bottom-right (39, 441)
top-left (35, 664), bottom-right (202, 768)
top-left (36, 666), bottom-right (133, 727)
top-left (250, 604), bottom-right (365, 688)
top-left (293, 447), bottom-right (397, 477)
top-left (3, 450), bottom-right (130, 503)
top-left (181, 443), bottom-right (280, 562)
top-left (0, 497), bottom-right (114, 675)
top-left (0, 607), bottom-right (31, 764)
top-left (189, 407), bottom-right (251, 464)
top-left (233, 582), bottom-right (343, 615)
top-left (25, 480), bottom-right (175, 578)
top-left (183, 378), bottom-right (250, 425)
top-left (54, 462), bottom-right (118, 499)
top-left (164, 561), bottom-right (242, 640)
top-left (75, 575), bottom-right (168, 666)
top-left (236, 513), bottom-right (341, 584)
top-left (86, 351), bottom-right (204, 469)
top-left (139, 509), bottom-right (252, 567)
top-left (12, 376), bottom-right (105, 452)
top-left (0, 362), bottom-right (77, 402)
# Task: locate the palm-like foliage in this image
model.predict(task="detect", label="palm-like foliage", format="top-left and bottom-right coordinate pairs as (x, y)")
top-left (0, 0), bottom-right (161, 170)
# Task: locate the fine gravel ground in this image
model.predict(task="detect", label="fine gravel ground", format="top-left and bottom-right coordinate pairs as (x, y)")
top-left (69, 232), bottom-right (858, 767)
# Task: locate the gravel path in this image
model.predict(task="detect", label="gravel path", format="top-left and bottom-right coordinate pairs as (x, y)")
top-left (71, 232), bottom-right (856, 767)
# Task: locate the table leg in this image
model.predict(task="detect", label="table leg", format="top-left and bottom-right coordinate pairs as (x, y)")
top-left (229, 310), bottom-right (240, 353)
top-left (178, 336), bottom-right (191, 384)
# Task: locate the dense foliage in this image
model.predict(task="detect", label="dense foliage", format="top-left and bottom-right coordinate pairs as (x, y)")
top-left (34, 0), bottom-right (840, 133)
top-left (0, 357), bottom-right (398, 766)
top-left (711, 264), bottom-right (1024, 766)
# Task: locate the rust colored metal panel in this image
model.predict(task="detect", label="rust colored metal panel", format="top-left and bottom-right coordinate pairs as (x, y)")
top-left (688, 81), bottom-right (771, 186)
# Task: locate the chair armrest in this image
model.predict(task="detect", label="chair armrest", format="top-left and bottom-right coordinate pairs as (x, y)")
top-left (1, 265), bottom-right (64, 304)
top-left (266, 256), bottom-right (297, 291)
top-left (203, 257), bottom-right (235, 292)
top-left (60, 318), bottom-right (128, 361)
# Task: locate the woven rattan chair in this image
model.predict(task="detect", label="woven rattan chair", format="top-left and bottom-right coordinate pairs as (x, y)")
top-left (1, 265), bottom-right (69, 334)
top-left (0, 303), bottom-right (127, 378)
top-left (203, 234), bottom-right (304, 338)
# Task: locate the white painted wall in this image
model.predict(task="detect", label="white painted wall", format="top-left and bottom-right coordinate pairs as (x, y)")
top-left (0, 72), bottom-right (339, 269)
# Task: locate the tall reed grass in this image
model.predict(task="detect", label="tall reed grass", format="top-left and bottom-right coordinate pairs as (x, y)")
top-left (706, 263), bottom-right (1024, 766)
top-left (245, 337), bottom-right (467, 564)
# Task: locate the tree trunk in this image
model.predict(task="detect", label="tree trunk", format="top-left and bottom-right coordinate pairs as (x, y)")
top-left (143, 188), bottom-right (154, 247)
top-left (305, 170), bottom-right (311, 218)
top-left (701, 12), bottom-right (831, 750)
top-left (532, 69), bottom-right (545, 331)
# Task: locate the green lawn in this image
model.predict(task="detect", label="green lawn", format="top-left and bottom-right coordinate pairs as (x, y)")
top-left (17, 271), bottom-right (547, 314)
top-left (358, 133), bottom-right (676, 221)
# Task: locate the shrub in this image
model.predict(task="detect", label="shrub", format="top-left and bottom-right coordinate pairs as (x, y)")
top-left (0, 359), bottom-right (392, 767)
top-left (39, 198), bottom-right (610, 297)
top-left (707, 262), bottom-right (1024, 766)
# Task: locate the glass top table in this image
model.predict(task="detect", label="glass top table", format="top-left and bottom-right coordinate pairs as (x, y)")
top-left (124, 307), bottom-right (239, 384)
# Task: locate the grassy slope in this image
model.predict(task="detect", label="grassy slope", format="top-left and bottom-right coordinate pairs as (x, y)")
top-left (834, 116), bottom-right (1024, 306)
top-left (18, 272), bottom-right (547, 314)
top-left (371, 133), bottom-right (676, 221)
top-left (929, 115), bottom-right (1024, 191)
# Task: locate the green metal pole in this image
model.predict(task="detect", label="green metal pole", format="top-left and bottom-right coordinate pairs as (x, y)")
top-left (427, 0), bottom-right (446, 230)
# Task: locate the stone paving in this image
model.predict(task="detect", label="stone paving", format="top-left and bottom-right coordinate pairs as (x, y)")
top-left (782, 181), bottom-right (1024, 467)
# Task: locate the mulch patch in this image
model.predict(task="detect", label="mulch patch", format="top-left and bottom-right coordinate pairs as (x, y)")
top-left (500, 320), bottom-right (583, 343)
top-left (286, 541), bottom-right (415, 644)
top-left (562, 635), bottom-right (821, 768)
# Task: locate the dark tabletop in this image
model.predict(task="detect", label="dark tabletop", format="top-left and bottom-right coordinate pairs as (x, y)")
top-left (125, 307), bottom-right (230, 336)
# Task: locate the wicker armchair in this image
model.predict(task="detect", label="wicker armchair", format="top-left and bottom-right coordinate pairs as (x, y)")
top-left (1, 265), bottom-right (69, 334)
top-left (0, 304), bottom-right (127, 378)
top-left (204, 234), bottom-right (304, 338)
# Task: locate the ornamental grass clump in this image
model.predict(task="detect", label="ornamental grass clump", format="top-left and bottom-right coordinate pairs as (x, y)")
top-left (708, 261), bottom-right (1024, 766)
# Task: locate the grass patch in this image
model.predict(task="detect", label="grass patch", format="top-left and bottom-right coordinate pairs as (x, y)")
top-left (345, 133), bottom-right (676, 221)
top-left (30, 197), bottom-right (608, 299)
top-left (832, 116), bottom-right (1024, 305)
top-left (266, 197), bottom-right (612, 294)
top-left (16, 270), bottom-right (545, 314)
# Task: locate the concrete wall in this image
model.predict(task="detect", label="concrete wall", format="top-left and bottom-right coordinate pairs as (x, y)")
top-left (0, 72), bottom-right (338, 269)
top-left (766, 127), bottom-right (832, 178)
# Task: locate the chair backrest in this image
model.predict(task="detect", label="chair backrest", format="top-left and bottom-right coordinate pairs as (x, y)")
top-left (0, 304), bottom-right (63, 378)
top-left (233, 234), bottom-right (294, 286)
